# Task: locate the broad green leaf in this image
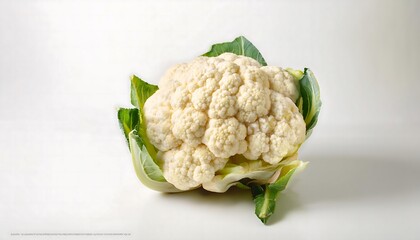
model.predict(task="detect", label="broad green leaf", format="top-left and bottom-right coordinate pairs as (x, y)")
top-left (251, 160), bottom-right (306, 224)
top-left (130, 75), bottom-right (159, 110)
top-left (202, 36), bottom-right (267, 66)
top-left (117, 108), bottom-right (139, 147)
top-left (129, 74), bottom-right (159, 158)
top-left (129, 130), bottom-right (181, 192)
top-left (299, 68), bottom-right (322, 136)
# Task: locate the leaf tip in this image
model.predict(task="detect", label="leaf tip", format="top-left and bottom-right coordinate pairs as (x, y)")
top-left (257, 213), bottom-right (271, 225)
top-left (130, 74), bottom-right (139, 82)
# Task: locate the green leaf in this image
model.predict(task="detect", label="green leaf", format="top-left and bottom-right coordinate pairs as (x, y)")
top-left (129, 130), bottom-right (181, 192)
top-left (251, 161), bottom-right (305, 224)
top-left (117, 108), bottom-right (139, 147)
top-left (130, 75), bottom-right (159, 110)
top-left (129, 74), bottom-right (159, 158)
top-left (202, 36), bottom-right (267, 66)
top-left (299, 68), bottom-right (321, 136)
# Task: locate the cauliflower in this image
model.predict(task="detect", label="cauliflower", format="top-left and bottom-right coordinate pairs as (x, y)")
top-left (118, 36), bottom-right (321, 224)
top-left (143, 53), bottom-right (306, 190)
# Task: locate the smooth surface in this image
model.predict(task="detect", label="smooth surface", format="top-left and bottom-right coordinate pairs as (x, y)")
top-left (1, 0), bottom-right (420, 239)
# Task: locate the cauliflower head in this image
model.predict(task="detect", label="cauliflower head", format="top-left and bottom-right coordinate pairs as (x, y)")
top-left (118, 36), bottom-right (321, 224)
top-left (143, 53), bottom-right (306, 190)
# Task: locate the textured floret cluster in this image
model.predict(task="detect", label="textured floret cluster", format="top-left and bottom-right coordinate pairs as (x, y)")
top-left (143, 53), bottom-right (306, 190)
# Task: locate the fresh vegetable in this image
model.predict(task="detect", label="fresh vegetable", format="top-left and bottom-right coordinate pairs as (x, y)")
top-left (118, 36), bottom-right (321, 224)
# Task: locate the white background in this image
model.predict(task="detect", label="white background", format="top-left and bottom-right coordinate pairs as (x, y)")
top-left (1, 0), bottom-right (420, 239)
